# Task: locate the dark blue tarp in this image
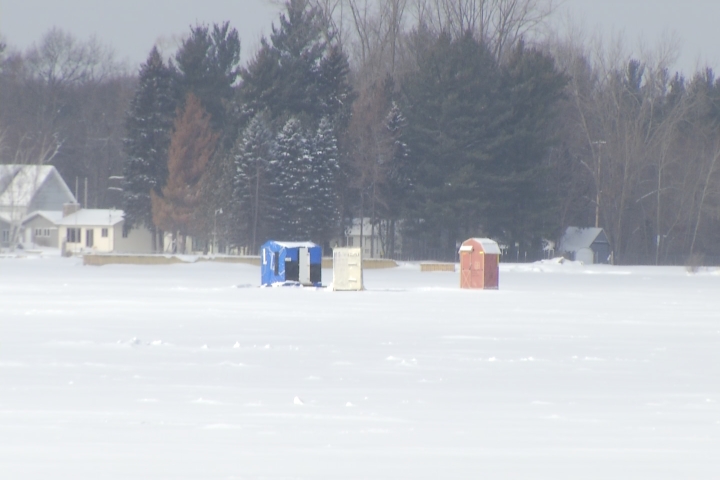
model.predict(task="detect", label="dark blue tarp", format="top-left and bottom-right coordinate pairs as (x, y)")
top-left (260, 241), bottom-right (322, 286)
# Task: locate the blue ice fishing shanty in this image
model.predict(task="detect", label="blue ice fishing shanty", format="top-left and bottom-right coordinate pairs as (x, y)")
top-left (260, 241), bottom-right (322, 286)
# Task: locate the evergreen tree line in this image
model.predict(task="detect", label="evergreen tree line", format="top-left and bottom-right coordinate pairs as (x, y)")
top-left (5, 0), bottom-right (720, 264)
top-left (121, 0), bottom-right (566, 258)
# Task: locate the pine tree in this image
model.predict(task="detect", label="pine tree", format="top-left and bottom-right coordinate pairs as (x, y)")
top-left (401, 31), bottom-right (505, 258)
top-left (122, 47), bottom-right (176, 248)
top-left (173, 22), bottom-right (242, 251)
top-left (307, 116), bottom-right (340, 243)
top-left (268, 116), bottom-right (311, 239)
top-left (240, 0), bottom-right (328, 120)
top-left (151, 93), bottom-right (219, 251)
top-left (319, 43), bottom-right (354, 125)
top-left (175, 22), bottom-right (241, 132)
top-left (233, 112), bottom-right (274, 251)
top-left (490, 42), bottom-right (568, 249)
top-left (233, 1), bottom-right (352, 247)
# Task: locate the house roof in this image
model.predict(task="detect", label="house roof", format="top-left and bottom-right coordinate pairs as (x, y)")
top-left (0, 212), bottom-right (10, 225)
top-left (22, 210), bottom-right (64, 225)
top-left (558, 227), bottom-right (605, 252)
top-left (0, 165), bottom-right (73, 208)
top-left (57, 209), bottom-right (125, 227)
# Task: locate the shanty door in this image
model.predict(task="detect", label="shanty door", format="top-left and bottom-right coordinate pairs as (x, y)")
top-left (461, 251), bottom-right (485, 289)
top-left (460, 251), bottom-right (474, 288)
top-left (471, 252), bottom-right (485, 288)
top-left (298, 247), bottom-right (310, 285)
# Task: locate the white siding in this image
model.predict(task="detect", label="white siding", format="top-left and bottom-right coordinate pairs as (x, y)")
top-left (59, 222), bottom-right (152, 254)
top-left (113, 223), bottom-right (153, 254)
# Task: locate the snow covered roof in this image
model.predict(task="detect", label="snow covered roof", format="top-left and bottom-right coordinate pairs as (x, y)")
top-left (0, 212), bottom-right (10, 225)
top-left (22, 210), bottom-right (64, 225)
top-left (0, 165), bottom-right (71, 207)
top-left (272, 241), bottom-right (319, 249)
top-left (558, 227), bottom-right (606, 252)
top-left (57, 209), bottom-right (125, 227)
top-left (460, 238), bottom-right (501, 255)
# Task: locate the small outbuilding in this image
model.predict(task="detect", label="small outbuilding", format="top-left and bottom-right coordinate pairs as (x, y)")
top-left (558, 227), bottom-right (612, 264)
top-left (459, 238), bottom-right (500, 289)
top-left (57, 207), bottom-right (153, 255)
top-left (260, 241), bottom-right (322, 286)
top-left (332, 247), bottom-right (363, 291)
top-left (22, 210), bottom-right (63, 247)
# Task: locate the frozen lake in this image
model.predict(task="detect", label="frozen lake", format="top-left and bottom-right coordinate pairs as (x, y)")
top-left (1, 256), bottom-right (719, 479)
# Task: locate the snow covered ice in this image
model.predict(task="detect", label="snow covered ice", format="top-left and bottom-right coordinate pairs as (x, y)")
top-left (1, 256), bottom-right (720, 479)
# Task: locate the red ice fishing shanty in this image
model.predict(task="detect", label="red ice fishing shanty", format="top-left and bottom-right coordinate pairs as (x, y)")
top-left (458, 238), bottom-right (500, 289)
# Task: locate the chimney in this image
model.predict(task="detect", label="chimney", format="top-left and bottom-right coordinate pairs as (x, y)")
top-left (63, 202), bottom-right (81, 217)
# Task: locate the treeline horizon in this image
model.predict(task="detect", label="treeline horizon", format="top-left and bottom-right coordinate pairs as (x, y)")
top-left (2, 0), bottom-right (720, 265)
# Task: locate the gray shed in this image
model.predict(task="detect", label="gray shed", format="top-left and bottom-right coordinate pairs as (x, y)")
top-left (558, 227), bottom-right (612, 264)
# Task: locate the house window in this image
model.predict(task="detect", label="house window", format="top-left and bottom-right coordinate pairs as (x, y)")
top-left (44, 229), bottom-right (50, 237)
top-left (1, 230), bottom-right (8, 243)
top-left (122, 228), bottom-right (128, 238)
top-left (101, 228), bottom-right (108, 238)
top-left (86, 229), bottom-right (94, 247)
top-left (34, 228), bottom-right (51, 238)
top-left (66, 228), bottom-right (81, 243)
top-left (347, 237), bottom-right (354, 246)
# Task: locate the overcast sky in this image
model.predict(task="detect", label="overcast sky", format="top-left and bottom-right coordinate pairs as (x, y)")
top-left (1, 0), bottom-right (719, 75)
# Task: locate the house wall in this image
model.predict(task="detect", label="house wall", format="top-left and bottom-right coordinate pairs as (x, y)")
top-left (27, 171), bottom-right (75, 212)
top-left (0, 217), bottom-right (10, 247)
top-left (591, 242), bottom-right (612, 264)
top-left (335, 234), bottom-right (386, 258)
top-left (114, 223), bottom-right (153, 254)
top-left (24, 216), bottom-right (59, 247)
top-left (60, 225), bottom-right (113, 254)
top-left (60, 223), bottom-right (152, 254)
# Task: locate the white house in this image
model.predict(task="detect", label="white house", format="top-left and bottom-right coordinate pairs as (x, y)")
top-left (332, 218), bottom-right (401, 259)
top-left (57, 207), bottom-right (153, 255)
top-left (0, 164), bottom-right (76, 249)
top-left (0, 164), bottom-right (76, 217)
top-left (558, 227), bottom-right (612, 264)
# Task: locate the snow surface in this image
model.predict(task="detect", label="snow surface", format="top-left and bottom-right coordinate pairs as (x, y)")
top-left (1, 256), bottom-right (720, 479)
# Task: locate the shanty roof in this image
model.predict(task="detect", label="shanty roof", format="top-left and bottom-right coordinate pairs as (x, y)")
top-left (0, 165), bottom-right (73, 208)
top-left (558, 227), bottom-right (607, 252)
top-left (57, 209), bottom-right (125, 227)
top-left (460, 238), bottom-right (502, 254)
top-left (270, 241), bottom-right (319, 249)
